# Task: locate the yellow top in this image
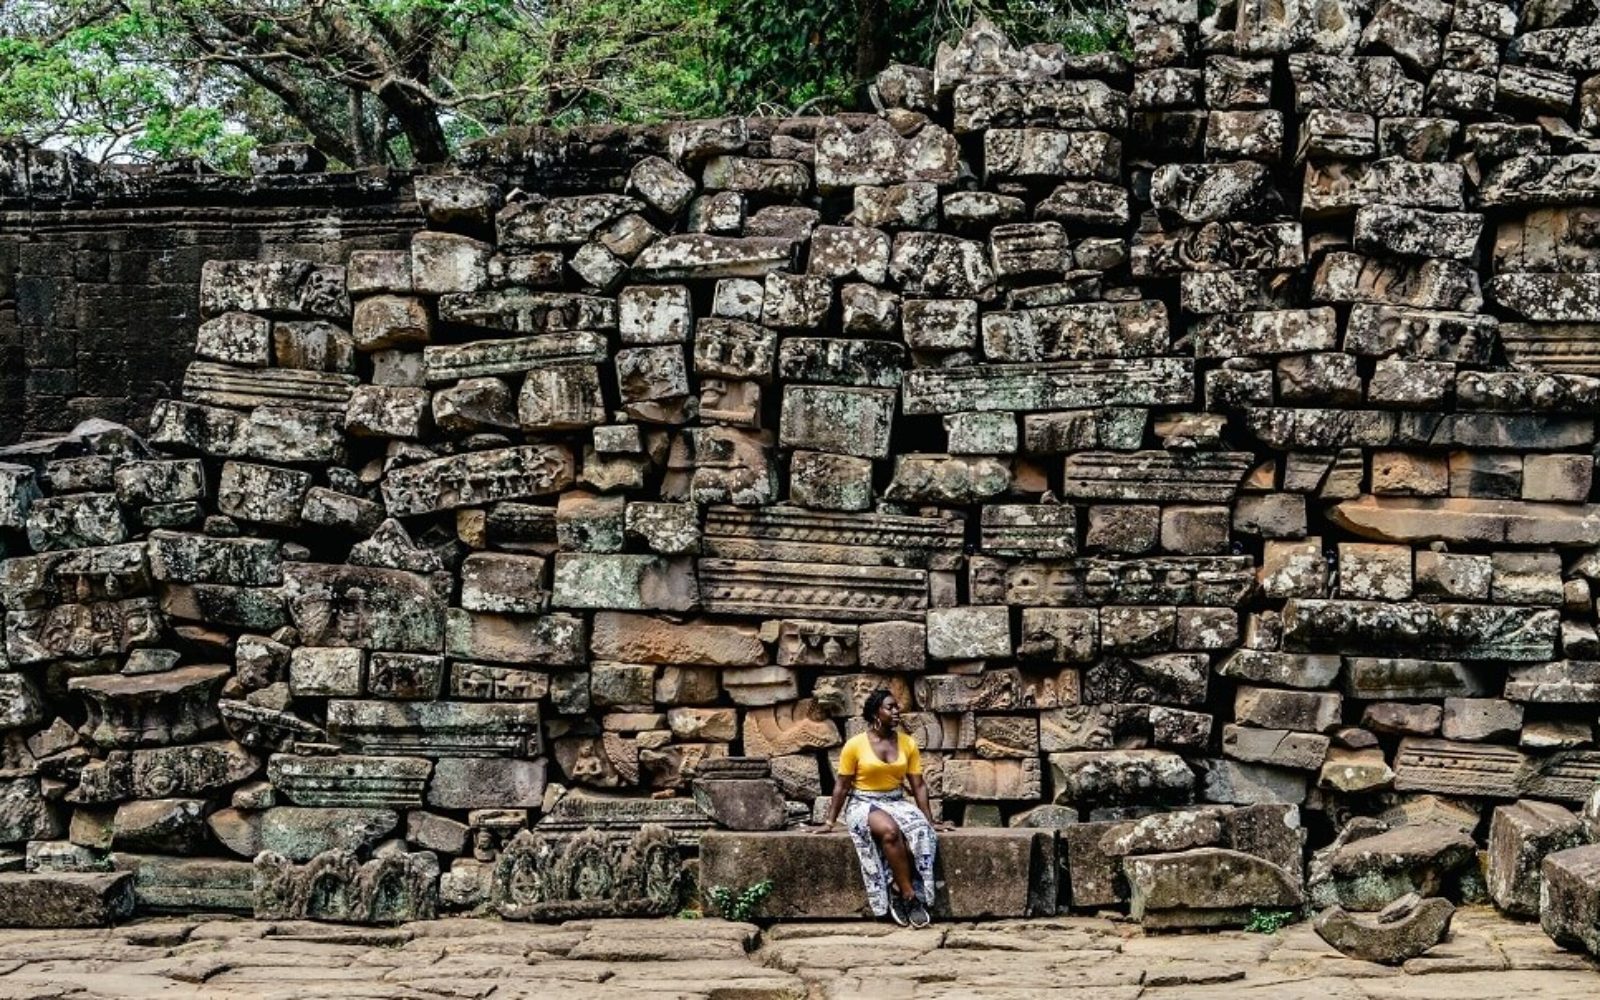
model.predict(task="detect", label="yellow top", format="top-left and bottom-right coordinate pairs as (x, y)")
top-left (838, 731), bottom-right (922, 792)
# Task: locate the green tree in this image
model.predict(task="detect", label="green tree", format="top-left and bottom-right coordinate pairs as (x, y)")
top-left (0, 0), bottom-right (1121, 171)
top-left (0, 0), bottom-right (722, 169)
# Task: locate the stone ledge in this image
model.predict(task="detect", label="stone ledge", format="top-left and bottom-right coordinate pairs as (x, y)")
top-left (698, 829), bottom-right (1056, 919)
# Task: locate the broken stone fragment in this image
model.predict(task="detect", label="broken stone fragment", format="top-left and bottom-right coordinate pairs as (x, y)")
top-left (1352, 206), bottom-right (1483, 261)
top-left (551, 554), bottom-right (698, 612)
top-left (1314, 894), bottom-right (1454, 964)
top-left (632, 235), bottom-right (796, 280)
top-left (692, 773), bottom-right (787, 831)
top-left (1035, 182), bottom-right (1132, 226)
top-left (1330, 495), bottom-right (1600, 548)
top-left (382, 445), bottom-right (574, 517)
top-left (1302, 160), bottom-right (1466, 216)
top-left (890, 233), bottom-right (997, 300)
top-left (618, 285), bottom-right (693, 345)
top-left (1288, 54), bottom-right (1425, 116)
top-left (428, 758), bottom-right (545, 810)
top-left (1317, 747), bottom-right (1395, 794)
top-left (627, 156), bottom-right (696, 217)
top-left (1048, 750), bottom-right (1194, 808)
top-left (111, 799), bottom-right (211, 855)
top-left (1283, 597), bottom-right (1557, 661)
top-left (199, 260), bottom-right (349, 319)
top-left (813, 119), bottom-right (960, 191)
top-left (24, 493), bottom-right (127, 552)
top-left (778, 386), bottom-right (895, 460)
top-left (883, 454), bottom-right (1010, 504)
top-left (951, 76), bottom-right (1130, 134)
top-left (1199, 758), bottom-right (1310, 806)
top-left (352, 295), bottom-right (431, 351)
top-left (984, 129), bottom-right (1121, 182)
top-left (1222, 724), bottom-right (1328, 770)
top-left (414, 174), bottom-right (501, 227)
top-left (496, 194), bottom-right (641, 248)
top-left (1150, 161), bottom-right (1281, 224)
top-left (148, 400), bottom-right (347, 465)
top-left (1326, 822), bottom-right (1476, 911)
top-left (70, 665), bottom-right (230, 749)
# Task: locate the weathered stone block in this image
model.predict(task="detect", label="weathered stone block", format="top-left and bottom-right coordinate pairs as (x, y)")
top-left (1543, 845), bottom-right (1600, 956)
top-left (1048, 750), bottom-right (1194, 808)
top-left (1488, 800), bottom-right (1583, 918)
top-left (0, 872), bottom-right (134, 927)
top-left (779, 386), bottom-right (895, 459)
top-left (698, 830), bottom-right (1054, 917)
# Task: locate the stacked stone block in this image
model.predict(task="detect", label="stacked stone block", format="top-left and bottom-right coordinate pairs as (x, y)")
top-left (2, 5), bottom-right (1600, 937)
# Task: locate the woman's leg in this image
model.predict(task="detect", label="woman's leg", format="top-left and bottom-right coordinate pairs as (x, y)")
top-left (867, 808), bottom-right (916, 901)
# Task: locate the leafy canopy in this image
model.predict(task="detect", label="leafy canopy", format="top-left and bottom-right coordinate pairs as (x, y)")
top-left (0, 0), bottom-right (1121, 171)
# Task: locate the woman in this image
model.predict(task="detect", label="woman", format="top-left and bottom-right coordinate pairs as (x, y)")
top-left (816, 688), bottom-right (949, 927)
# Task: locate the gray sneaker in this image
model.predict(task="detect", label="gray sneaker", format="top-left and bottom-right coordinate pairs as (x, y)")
top-left (888, 895), bottom-right (911, 927)
top-left (908, 899), bottom-right (931, 928)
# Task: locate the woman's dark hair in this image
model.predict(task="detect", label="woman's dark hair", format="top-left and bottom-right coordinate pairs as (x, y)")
top-left (861, 687), bottom-right (895, 723)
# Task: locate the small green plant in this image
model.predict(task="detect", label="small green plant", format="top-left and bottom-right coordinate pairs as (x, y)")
top-left (1244, 908), bottom-right (1298, 934)
top-left (675, 907), bottom-right (703, 919)
top-left (706, 879), bottom-right (774, 922)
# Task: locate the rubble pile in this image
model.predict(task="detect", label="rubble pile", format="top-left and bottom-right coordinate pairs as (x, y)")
top-left (3, 0), bottom-right (1600, 942)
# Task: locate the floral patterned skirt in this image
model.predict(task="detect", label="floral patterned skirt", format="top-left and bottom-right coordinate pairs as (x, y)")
top-left (839, 789), bottom-right (938, 917)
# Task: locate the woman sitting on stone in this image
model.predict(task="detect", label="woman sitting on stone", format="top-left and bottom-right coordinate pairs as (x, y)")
top-left (816, 688), bottom-right (948, 927)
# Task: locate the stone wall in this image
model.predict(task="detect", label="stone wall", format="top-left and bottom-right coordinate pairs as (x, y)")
top-left (0, 152), bottom-right (421, 442)
top-left (3, 3), bottom-right (1600, 932)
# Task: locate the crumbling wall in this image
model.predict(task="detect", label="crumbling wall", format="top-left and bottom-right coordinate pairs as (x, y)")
top-left (0, 153), bottom-right (421, 442)
top-left (2, 2), bottom-right (1600, 928)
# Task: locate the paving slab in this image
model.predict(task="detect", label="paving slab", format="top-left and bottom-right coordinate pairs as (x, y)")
top-left (0, 909), bottom-right (1586, 998)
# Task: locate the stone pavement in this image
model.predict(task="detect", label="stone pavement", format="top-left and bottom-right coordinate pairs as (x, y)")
top-left (0, 907), bottom-right (1591, 1000)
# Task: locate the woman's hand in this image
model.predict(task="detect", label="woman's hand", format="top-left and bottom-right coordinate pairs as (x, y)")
top-left (812, 821), bottom-right (836, 835)
top-left (933, 820), bottom-right (955, 832)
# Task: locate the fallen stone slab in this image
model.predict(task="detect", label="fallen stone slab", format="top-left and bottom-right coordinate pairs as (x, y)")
top-left (697, 829), bottom-right (1055, 919)
top-left (1123, 847), bottom-right (1303, 929)
top-left (0, 872), bottom-right (135, 927)
top-left (1325, 822), bottom-right (1475, 911)
top-left (1314, 893), bottom-right (1454, 964)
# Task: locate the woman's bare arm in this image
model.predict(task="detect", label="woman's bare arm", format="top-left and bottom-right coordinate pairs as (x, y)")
top-left (816, 772), bottom-right (855, 832)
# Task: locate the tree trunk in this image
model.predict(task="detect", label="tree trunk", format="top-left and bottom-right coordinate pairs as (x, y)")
top-left (853, 0), bottom-right (890, 83)
top-left (349, 90), bottom-right (370, 167)
top-left (378, 82), bottom-right (449, 164)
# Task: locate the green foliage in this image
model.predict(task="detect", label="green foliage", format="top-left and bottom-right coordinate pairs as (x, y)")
top-left (0, 0), bottom-right (1124, 169)
top-left (1244, 908), bottom-right (1299, 934)
top-left (450, 0), bottom-right (723, 129)
top-left (0, 3), bottom-right (252, 166)
top-left (705, 880), bottom-right (774, 922)
top-left (710, 0), bottom-right (1126, 114)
